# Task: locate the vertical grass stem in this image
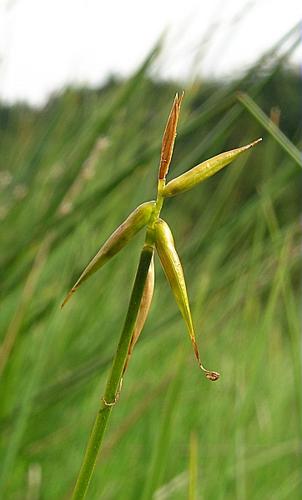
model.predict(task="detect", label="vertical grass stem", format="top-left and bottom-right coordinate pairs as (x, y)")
top-left (72, 245), bottom-right (154, 499)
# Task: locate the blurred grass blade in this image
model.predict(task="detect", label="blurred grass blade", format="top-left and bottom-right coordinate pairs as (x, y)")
top-left (237, 92), bottom-right (302, 168)
top-left (61, 201), bottom-right (155, 307)
top-left (155, 219), bottom-right (219, 381)
top-left (123, 255), bottom-right (155, 375)
top-left (163, 139), bottom-right (261, 197)
top-left (188, 432), bottom-right (198, 500)
top-left (48, 40), bottom-right (163, 215)
top-left (0, 237), bottom-right (51, 379)
top-left (0, 308), bottom-right (57, 496)
top-left (142, 355), bottom-right (184, 500)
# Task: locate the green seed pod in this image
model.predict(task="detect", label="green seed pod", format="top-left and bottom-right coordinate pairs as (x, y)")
top-left (61, 201), bottom-right (155, 307)
top-left (155, 218), bottom-right (219, 381)
top-left (163, 138), bottom-right (262, 197)
top-left (123, 255), bottom-right (155, 375)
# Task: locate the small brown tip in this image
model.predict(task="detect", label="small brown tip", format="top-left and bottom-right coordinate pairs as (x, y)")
top-left (60, 288), bottom-right (76, 309)
top-left (205, 371), bottom-right (220, 381)
top-left (199, 362), bottom-right (220, 381)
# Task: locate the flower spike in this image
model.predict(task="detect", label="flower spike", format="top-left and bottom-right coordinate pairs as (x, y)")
top-left (158, 92), bottom-right (184, 180)
top-left (63, 92), bottom-right (261, 387)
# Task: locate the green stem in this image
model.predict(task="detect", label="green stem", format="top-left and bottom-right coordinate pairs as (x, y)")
top-left (72, 177), bottom-right (165, 499)
top-left (72, 245), bottom-right (154, 500)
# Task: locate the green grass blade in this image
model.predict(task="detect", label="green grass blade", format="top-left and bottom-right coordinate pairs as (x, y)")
top-left (141, 356), bottom-right (184, 500)
top-left (237, 92), bottom-right (302, 168)
top-left (188, 432), bottom-right (198, 500)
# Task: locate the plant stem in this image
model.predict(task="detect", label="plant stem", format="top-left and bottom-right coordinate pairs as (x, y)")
top-left (72, 245), bottom-right (154, 500)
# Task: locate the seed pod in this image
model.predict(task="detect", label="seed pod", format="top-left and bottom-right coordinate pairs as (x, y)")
top-left (155, 219), bottom-right (219, 381)
top-left (123, 255), bottom-right (155, 375)
top-left (163, 138), bottom-right (262, 197)
top-left (158, 92), bottom-right (184, 180)
top-left (61, 201), bottom-right (155, 308)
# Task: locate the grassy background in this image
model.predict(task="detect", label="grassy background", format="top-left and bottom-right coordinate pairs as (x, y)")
top-left (0, 26), bottom-right (301, 499)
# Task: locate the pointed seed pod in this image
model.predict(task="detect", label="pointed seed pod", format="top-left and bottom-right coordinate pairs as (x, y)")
top-left (163, 138), bottom-right (262, 197)
top-left (158, 92), bottom-right (184, 180)
top-left (123, 255), bottom-right (155, 375)
top-left (61, 201), bottom-right (155, 308)
top-left (154, 219), bottom-right (219, 381)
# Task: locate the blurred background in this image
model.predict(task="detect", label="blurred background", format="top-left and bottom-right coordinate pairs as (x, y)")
top-left (0, 1), bottom-right (301, 499)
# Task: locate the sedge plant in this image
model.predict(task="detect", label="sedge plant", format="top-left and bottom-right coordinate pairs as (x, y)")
top-left (62, 93), bottom-right (261, 499)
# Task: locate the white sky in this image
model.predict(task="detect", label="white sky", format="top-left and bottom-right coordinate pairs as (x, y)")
top-left (0, 0), bottom-right (301, 105)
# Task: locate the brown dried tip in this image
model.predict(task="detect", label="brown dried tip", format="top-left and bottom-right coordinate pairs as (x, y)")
top-left (193, 337), bottom-right (220, 382)
top-left (158, 91), bottom-right (184, 180)
top-left (204, 370), bottom-right (220, 381)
